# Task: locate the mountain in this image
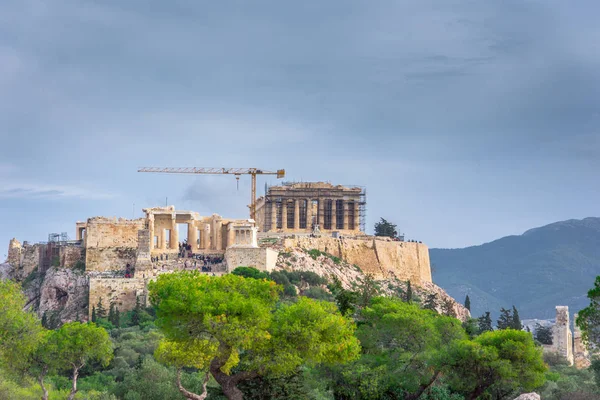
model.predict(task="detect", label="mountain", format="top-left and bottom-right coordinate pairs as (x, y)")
top-left (431, 217), bottom-right (600, 320)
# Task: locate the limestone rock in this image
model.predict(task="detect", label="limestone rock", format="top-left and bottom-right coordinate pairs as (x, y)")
top-left (38, 267), bottom-right (89, 323)
top-left (513, 393), bottom-right (540, 400)
top-left (0, 262), bottom-right (14, 280)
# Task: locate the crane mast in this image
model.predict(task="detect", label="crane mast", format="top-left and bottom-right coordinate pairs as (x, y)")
top-left (138, 167), bottom-right (285, 220)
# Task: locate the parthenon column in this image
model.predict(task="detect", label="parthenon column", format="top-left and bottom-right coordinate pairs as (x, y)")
top-left (343, 203), bottom-right (349, 230)
top-left (294, 200), bottom-right (300, 230)
top-left (281, 201), bottom-right (288, 230)
top-left (149, 215), bottom-right (155, 250)
top-left (318, 199), bottom-right (325, 229)
top-left (160, 228), bottom-right (167, 250)
top-left (270, 202), bottom-right (277, 232)
top-left (332, 200), bottom-right (337, 231)
top-left (306, 199), bottom-right (313, 230)
top-left (170, 216), bottom-right (178, 249)
top-left (203, 224), bottom-right (210, 249)
top-left (354, 202), bottom-right (360, 231)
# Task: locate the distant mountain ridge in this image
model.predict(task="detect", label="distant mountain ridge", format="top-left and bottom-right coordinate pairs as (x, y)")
top-left (431, 217), bottom-right (600, 320)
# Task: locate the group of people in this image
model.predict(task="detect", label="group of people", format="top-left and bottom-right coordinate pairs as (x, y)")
top-left (151, 254), bottom-right (170, 262)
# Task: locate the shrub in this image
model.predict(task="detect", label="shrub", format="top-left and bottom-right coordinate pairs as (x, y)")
top-left (232, 266), bottom-right (269, 280)
top-left (283, 284), bottom-right (298, 297)
top-left (307, 249), bottom-right (323, 260)
top-left (303, 287), bottom-right (334, 301)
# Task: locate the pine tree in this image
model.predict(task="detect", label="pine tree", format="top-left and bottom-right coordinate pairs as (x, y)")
top-left (534, 323), bottom-right (553, 345)
top-left (96, 297), bottom-right (107, 319)
top-left (108, 302), bottom-right (116, 325)
top-left (423, 293), bottom-right (438, 312)
top-left (114, 308), bottom-right (120, 328)
top-left (478, 312), bottom-right (493, 332)
top-left (497, 307), bottom-right (513, 330)
top-left (405, 281), bottom-right (413, 304)
top-left (442, 299), bottom-right (456, 317)
top-left (511, 305), bottom-right (523, 330)
top-left (41, 311), bottom-right (48, 328)
top-left (131, 296), bottom-right (141, 326)
top-left (91, 306), bottom-right (97, 323)
top-left (464, 295), bottom-right (471, 311)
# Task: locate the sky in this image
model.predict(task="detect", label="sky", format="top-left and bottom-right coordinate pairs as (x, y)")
top-left (1, 0), bottom-right (599, 257)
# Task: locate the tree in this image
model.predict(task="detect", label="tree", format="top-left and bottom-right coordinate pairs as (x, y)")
top-left (328, 275), bottom-right (358, 317)
top-left (96, 297), bottom-right (107, 319)
top-left (534, 323), bottom-right (553, 345)
top-left (423, 293), bottom-right (438, 312)
top-left (497, 307), bottom-right (513, 330)
top-left (48, 322), bottom-right (113, 400)
top-left (442, 298), bottom-right (456, 318)
top-left (478, 312), bottom-right (493, 333)
top-left (91, 306), bottom-right (97, 323)
top-left (441, 329), bottom-right (547, 399)
top-left (464, 295), bottom-right (471, 311)
top-left (374, 218), bottom-right (398, 238)
top-left (356, 274), bottom-right (380, 308)
top-left (131, 296), bottom-right (142, 326)
top-left (232, 266), bottom-right (269, 280)
top-left (332, 297), bottom-right (466, 400)
top-left (149, 272), bottom-right (360, 400)
top-left (405, 280), bottom-right (413, 304)
top-left (512, 305), bottom-right (523, 330)
top-left (577, 276), bottom-right (600, 346)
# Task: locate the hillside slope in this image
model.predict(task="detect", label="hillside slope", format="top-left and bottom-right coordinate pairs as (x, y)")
top-left (431, 217), bottom-right (600, 319)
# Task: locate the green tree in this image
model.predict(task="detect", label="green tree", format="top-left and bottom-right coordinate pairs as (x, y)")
top-left (356, 274), bottom-right (380, 308)
top-left (374, 218), bottom-right (398, 238)
top-left (405, 280), bottom-right (413, 304)
top-left (577, 276), bottom-right (600, 346)
top-left (512, 305), bottom-right (523, 330)
top-left (441, 329), bottom-right (547, 399)
top-left (327, 275), bottom-right (358, 316)
top-left (0, 280), bottom-right (44, 374)
top-left (423, 293), bottom-right (438, 312)
top-left (131, 296), bottom-right (142, 326)
top-left (91, 306), bottom-right (97, 323)
top-left (478, 311), bottom-right (493, 333)
top-left (497, 307), bottom-right (513, 330)
top-left (534, 323), bottom-right (553, 345)
top-left (48, 322), bottom-right (113, 400)
top-left (464, 295), bottom-right (471, 311)
top-left (149, 272), bottom-right (360, 400)
top-left (96, 297), bottom-right (107, 319)
top-left (441, 298), bottom-right (456, 318)
top-left (232, 266), bottom-right (269, 280)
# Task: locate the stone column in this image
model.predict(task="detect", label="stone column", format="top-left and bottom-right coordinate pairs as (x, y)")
top-left (170, 216), bottom-right (178, 249)
top-left (281, 201), bottom-right (288, 230)
top-left (160, 229), bottom-right (167, 250)
top-left (214, 220), bottom-right (223, 250)
top-left (149, 216), bottom-right (155, 250)
top-left (343, 203), bottom-right (349, 230)
top-left (188, 223), bottom-right (198, 250)
top-left (306, 199), bottom-right (313, 230)
top-left (227, 225), bottom-right (235, 248)
top-left (318, 200), bottom-right (325, 229)
top-left (293, 200), bottom-right (300, 230)
top-left (332, 200), bottom-right (337, 230)
top-left (203, 224), bottom-right (210, 249)
top-left (270, 201), bottom-right (277, 232)
top-left (354, 202), bottom-right (360, 231)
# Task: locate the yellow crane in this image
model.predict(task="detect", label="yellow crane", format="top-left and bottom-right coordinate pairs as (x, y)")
top-left (137, 167), bottom-right (285, 220)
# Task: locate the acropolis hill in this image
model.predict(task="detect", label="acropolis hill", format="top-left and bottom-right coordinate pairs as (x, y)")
top-left (2, 181), bottom-right (465, 324)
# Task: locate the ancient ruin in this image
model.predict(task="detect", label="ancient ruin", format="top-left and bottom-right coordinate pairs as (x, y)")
top-left (539, 305), bottom-right (590, 368)
top-left (255, 182), bottom-right (366, 234)
top-left (4, 181), bottom-right (451, 325)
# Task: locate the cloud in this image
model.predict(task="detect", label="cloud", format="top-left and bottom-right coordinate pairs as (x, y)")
top-left (0, 183), bottom-right (116, 200)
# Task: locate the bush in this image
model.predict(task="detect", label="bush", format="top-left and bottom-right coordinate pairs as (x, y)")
top-left (303, 287), bottom-right (334, 301)
top-left (269, 271), bottom-right (290, 286)
top-left (232, 267), bottom-right (269, 280)
top-left (307, 249), bottom-right (323, 260)
top-left (283, 284), bottom-right (298, 297)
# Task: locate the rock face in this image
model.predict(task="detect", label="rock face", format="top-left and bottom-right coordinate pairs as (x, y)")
top-left (38, 267), bottom-right (89, 323)
top-left (513, 393), bottom-right (540, 400)
top-left (274, 247), bottom-right (470, 321)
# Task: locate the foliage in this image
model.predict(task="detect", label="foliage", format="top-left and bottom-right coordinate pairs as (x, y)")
top-left (51, 256), bottom-right (60, 267)
top-left (478, 311), bottom-right (493, 333)
top-left (464, 295), bottom-right (471, 311)
top-left (540, 363), bottom-right (600, 400)
top-left (423, 293), bottom-right (438, 311)
top-left (303, 286), bottom-right (334, 301)
top-left (327, 276), bottom-right (358, 316)
top-left (512, 305), bottom-right (523, 330)
top-left (374, 217), bottom-right (398, 238)
top-left (232, 266), bottom-right (269, 280)
top-left (96, 297), bottom-right (107, 320)
top-left (308, 249), bottom-right (324, 260)
top-left (405, 280), bottom-right (413, 303)
top-left (535, 323), bottom-right (553, 345)
top-left (442, 329), bottom-right (547, 399)
top-left (577, 276), bottom-right (600, 346)
top-left (149, 272), bottom-right (360, 399)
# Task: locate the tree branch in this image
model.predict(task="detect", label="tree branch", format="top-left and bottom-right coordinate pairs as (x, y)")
top-left (176, 369), bottom-right (209, 400)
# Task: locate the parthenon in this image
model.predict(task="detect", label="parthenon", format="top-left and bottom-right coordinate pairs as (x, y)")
top-left (254, 182), bottom-right (366, 234)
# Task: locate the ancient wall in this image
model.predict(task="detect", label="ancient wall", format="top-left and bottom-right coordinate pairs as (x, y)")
top-left (85, 217), bottom-right (145, 272)
top-left (59, 245), bottom-right (83, 268)
top-left (89, 278), bottom-right (147, 318)
top-left (20, 244), bottom-right (41, 279)
top-left (282, 236), bottom-right (432, 285)
top-left (225, 248), bottom-right (278, 272)
top-left (7, 238), bottom-right (21, 267)
top-left (552, 306), bottom-right (574, 366)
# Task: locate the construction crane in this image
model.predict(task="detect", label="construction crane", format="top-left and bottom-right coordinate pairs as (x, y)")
top-left (137, 167), bottom-right (285, 220)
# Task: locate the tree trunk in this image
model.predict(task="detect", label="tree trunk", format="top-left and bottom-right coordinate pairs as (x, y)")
top-left (37, 366), bottom-right (49, 400)
top-left (208, 343), bottom-right (259, 400)
top-left (67, 366), bottom-right (79, 400)
top-left (176, 369), bottom-right (209, 400)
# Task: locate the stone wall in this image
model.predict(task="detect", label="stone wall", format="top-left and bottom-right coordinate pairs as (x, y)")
top-left (552, 306), bottom-right (574, 366)
top-left (20, 244), bottom-right (41, 279)
top-left (60, 245), bottom-right (83, 268)
top-left (89, 278), bottom-right (147, 318)
top-left (573, 313), bottom-right (591, 369)
top-left (85, 217), bottom-right (145, 272)
top-left (7, 238), bottom-right (21, 267)
top-left (282, 236), bottom-right (432, 285)
top-left (225, 247), bottom-right (278, 272)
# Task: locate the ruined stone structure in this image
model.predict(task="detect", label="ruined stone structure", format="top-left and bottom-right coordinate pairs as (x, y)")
top-left (573, 313), bottom-right (591, 369)
top-left (255, 182), bottom-right (366, 234)
top-left (282, 236), bottom-right (432, 284)
top-left (552, 306), bottom-right (574, 365)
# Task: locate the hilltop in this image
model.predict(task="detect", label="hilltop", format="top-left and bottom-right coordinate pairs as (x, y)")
top-left (431, 217), bottom-right (600, 319)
